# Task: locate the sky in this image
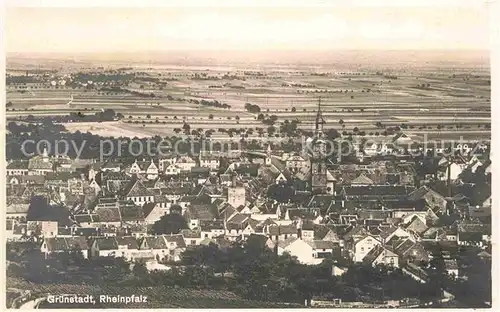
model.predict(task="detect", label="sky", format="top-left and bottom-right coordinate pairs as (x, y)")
top-left (5, 2), bottom-right (492, 54)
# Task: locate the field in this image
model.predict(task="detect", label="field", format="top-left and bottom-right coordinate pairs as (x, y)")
top-left (8, 279), bottom-right (300, 308)
top-left (6, 64), bottom-right (491, 141)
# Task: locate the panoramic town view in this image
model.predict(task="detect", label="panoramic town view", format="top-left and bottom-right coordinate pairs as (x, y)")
top-left (5, 3), bottom-right (492, 309)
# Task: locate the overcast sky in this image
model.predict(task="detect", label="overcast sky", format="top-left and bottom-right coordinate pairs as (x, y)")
top-left (5, 2), bottom-right (492, 53)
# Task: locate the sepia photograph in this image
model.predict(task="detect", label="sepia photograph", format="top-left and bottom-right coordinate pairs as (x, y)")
top-left (3, 0), bottom-right (494, 309)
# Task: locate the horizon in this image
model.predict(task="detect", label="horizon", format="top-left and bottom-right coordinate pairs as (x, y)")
top-left (6, 5), bottom-right (491, 54)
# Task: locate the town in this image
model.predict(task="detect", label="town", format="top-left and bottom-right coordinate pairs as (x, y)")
top-left (6, 95), bottom-right (491, 308)
top-left (5, 4), bottom-right (492, 309)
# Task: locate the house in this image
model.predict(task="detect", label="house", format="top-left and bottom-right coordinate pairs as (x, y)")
top-left (40, 237), bottom-right (89, 259)
top-left (285, 154), bottom-right (309, 173)
top-left (27, 221), bottom-right (58, 237)
top-left (199, 154), bottom-right (220, 170)
top-left (393, 132), bottom-right (413, 145)
top-left (6, 198), bottom-right (30, 221)
top-left (349, 235), bottom-right (382, 262)
top-left (165, 163), bottom-right (181, 176)
top-left (90, 237), bottom-right (120, 258)
top-left (407, 186), bottom-right (447, 215)
top-left (390, 237), bottom-right (429, 264)
top-left (139, 235), bottom-right (170, 262)
top-left (101, 161), bottom-right (122, 173)
top-left (444, 259), bottom-right (459, 277)
top-left (145, 160), bottom-right (159, 180)
top-left (91, 236), bottom-right (142, 260)
top-left (128, 160), bottom-right (147, 175)
top-left (404, 216), bottom-right (429, 235)
top-left (227, 180), bottom-right (246, 209)
top-left (363, 245), bottom-right (399, 268)
top-left (163, 234), bottom-right (187, 262)
top-left (439, 160), bottom-right (467, 181)
top-left (267, 224), bottom-right (298, 241)
top-left (121, 179), bottom-right (155, 206)
top-left (142, 202), bottom-right (168, 224)
top-left (379, 226), bottom-right (414, 244)
top-left (28, 150), bottom-right (55, 175)
top-left (278, 238), bottom-right (335, 265)
top-left (200, 220), bottom-right (225, 239)
top-left (6, 220), bottom-right (28, 241)
top-left (180, 229), bottom-right (204, 246)
top-left (177, 156), bottom-right (197, 172)
top-left (159, 156), bottom-right (177, 172)
top-left (457, 222), bottom-right (490, 246)
top-left (6, 161), bottom-right (29, 176)
top-left (186, 204), bottom-right (218, 230)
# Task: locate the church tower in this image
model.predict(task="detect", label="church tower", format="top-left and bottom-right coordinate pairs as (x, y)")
top-left (310, 97), bottom-right (328, 193)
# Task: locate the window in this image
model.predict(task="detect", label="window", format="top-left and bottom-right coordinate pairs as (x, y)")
top-left (361, 247), bottom-right (364, 252)
top-left (205, 234), bottom-right (209, 238)
top-left (191, 240), bottom-right (196, 245)
top-left (284, 234), bottom-right (288, 239)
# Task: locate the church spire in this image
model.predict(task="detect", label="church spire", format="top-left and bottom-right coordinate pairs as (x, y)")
top-left (315, 97), bottom-right (325, 136)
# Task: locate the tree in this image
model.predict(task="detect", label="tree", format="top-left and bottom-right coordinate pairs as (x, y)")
top-left (132, 262), bottom-right (148, 278)
top-left (146, 114), bottom-right (151, 119)
top-left (151, 213), bottom-right (188, 235)
top-left (291, 107), bottom-right (296, 112)
top-left (208, 114), bottom-right (214, 120)
top-left (339, 119), bottom-right (344, 125)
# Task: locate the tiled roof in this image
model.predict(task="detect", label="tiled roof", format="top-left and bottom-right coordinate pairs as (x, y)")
top-left (7, 202), bottom-right (30, 214)
top-left (269, 224), bottom-right (297, 235)
top-left (119, 202), bottom-right (144, 222)
top-left (405, 216), bottom-right (428, 234)
top-left (94, 237), bottom-right (119, 250)
top-left (143, 236), bottom-right (168, 249)
top-left (95, 207), bottom-right (121, 222)
top-left (188, 204), bottom-right (218, 220)
top-left (65, 236), bottom-right (89, 250)
top-left (164, 234), bottom-right (186, 248)
top-left (116, 236), bottom-right (139, 249)
top-left (142, 202), bottom-right (156, 218)
top-left (343, 185), bottom-right (413, 198)
top-left (309, 240), bottom-right (337, 250)
top-left (44, 237), bottom-right (68, 252)
top-left (7, 161), bottom-right (29, 170)
top-left (180, 229), bottom-right (201, 238)
top-left (122, 179), bottom-right (156, 197)
top-left (227, 213), bottom-right (249, 224)
top-left (200, 220), bottom-right (224, 231)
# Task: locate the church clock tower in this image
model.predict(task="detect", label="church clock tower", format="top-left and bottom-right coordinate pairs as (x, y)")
top-left (310, 97), bottom-right (328, 193)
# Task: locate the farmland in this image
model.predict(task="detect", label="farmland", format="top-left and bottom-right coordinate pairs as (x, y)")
top-left (6, 60), bottom-right (491, 142)
top-left (9, 279), bottom-right (300, 308)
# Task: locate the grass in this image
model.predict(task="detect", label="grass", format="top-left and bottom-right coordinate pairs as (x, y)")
top-left (11, 280), bottom-right (301, 308)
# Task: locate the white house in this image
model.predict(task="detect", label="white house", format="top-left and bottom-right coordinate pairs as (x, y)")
top-left (146, 160), bottom-right (159, 180)
top-left (351, 235), bottom-right (382, 262)
top-left (165, 164), bottom-right (181, 176)
top-left (177, 156), bottom-right (197, 172)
